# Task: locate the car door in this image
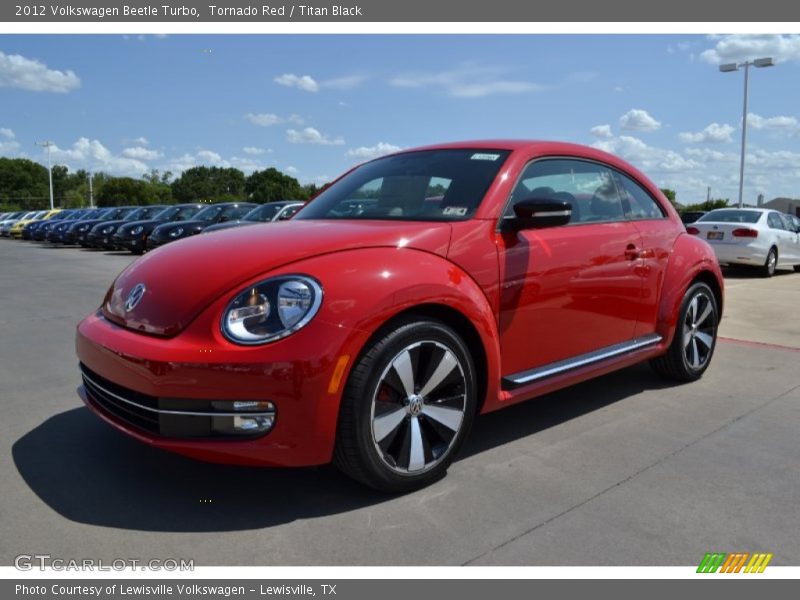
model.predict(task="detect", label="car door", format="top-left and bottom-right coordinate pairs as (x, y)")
top-left (496, 158), bottom-right (645, 379)
top-left (614, 170), bottom-right (679, 338)
top-left (777, 213), bottom-right (800, 263)
top-left (767, 211), bottom-right (793, 266)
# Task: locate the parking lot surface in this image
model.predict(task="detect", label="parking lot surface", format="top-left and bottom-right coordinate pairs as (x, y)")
top-left (1, 239), bottom-right (798, 566)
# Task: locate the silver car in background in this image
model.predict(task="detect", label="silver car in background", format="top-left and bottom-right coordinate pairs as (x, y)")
top-left (687, 208), bottom-right (800, 277)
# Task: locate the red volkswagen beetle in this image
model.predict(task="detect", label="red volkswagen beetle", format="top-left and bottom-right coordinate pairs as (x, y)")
top-left (76, 141), bottom-right (723, 491)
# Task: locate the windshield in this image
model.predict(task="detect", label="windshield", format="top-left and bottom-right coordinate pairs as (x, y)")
top-left (698, 209), bottom-right (761, 224)
top-left (156, 205), bottom-right (202, 221)
top-left (222, 204), bottom-right (255, 220)
top-left (296, 149), bottom-right (511, 222)
top-left (243, 204), bottom-right (283, 222)
top-left (124, 206), bottom-right (163, 221)
top-left (194, 205), bottom-right (223, 222)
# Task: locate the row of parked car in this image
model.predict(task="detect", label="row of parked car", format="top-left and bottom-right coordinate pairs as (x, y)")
top-left (0, 200), bottom-right (305, 253)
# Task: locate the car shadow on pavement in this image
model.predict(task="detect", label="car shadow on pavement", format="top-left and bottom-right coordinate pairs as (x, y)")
top-left (12, 363), bottom-right (672, 533)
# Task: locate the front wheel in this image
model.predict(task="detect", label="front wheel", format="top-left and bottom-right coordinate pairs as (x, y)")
top-left (334, 318), bottom-right (477, 492)
top-left (650, 282), bottom-right (718, 382)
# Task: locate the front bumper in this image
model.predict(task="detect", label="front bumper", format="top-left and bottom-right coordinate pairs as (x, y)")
top-left (76, 310), bottom-right (349, 467)
top-left (114, 235), bottom-right (146, 252)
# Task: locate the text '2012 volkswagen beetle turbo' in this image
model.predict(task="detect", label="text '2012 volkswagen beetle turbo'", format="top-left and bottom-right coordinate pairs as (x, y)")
top-left (76, 141), bottom-right (723, 492)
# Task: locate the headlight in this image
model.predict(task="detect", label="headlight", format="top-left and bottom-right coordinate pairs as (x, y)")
top-left (78, 225), bottom-right (89, 232)
top-left (130, 225), bottom-right (144, 236)
top-left (221, 275), bottom-right (323, 345)
top-left (168, 227), bottom-right (184, 237)
top-left (101, 225), bottom-right (113, 234)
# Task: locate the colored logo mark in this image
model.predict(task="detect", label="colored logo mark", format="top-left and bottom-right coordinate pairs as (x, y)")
top-left (697, 552), bottom-right (773, 573)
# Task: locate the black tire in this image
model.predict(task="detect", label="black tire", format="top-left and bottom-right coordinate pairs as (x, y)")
top-left (762, 247), bottom-right (778, 278)
top-left (650, 282), bottom-right (718, 382)
top-left (334, 318), bottom-right (477, 492)
top-left (793, 264), bottom-right (800, 273)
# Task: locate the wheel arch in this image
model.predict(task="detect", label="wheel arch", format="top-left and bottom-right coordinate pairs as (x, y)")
top-left (362, 303), bottom-right (491, 415)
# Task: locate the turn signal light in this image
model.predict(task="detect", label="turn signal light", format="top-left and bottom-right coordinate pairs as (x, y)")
top-left (732, 228), bottom-right (758, 238)
top-left (686, 226), bottom-right (700, 235)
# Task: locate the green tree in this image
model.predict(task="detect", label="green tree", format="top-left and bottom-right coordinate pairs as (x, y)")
top-left (245, 167), bottom-right (304, 202)
top-left (171, 166), bottom-right (245, 202)
top-left (659, 188), bottom-right (677, 206)
top-left (0, 157), bottom-right (50, 208)
top-left (683, 199), bottom-right (729, 212)
top-left (97, 177), bottom-right (162, 206)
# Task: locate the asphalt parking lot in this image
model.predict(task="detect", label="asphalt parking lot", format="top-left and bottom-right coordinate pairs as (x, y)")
top-left (1, 238), bottom-right (798, 566)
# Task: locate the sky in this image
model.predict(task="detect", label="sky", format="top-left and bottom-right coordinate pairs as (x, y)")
top-left (1, 34), bottom-right (800, 204)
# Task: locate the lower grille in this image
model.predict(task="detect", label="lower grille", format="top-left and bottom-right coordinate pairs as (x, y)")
top-left (80, 364), bottom-right (275, 439)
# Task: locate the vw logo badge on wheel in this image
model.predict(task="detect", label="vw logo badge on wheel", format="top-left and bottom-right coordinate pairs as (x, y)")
top-left (125, 283), bottom-right (146, 312)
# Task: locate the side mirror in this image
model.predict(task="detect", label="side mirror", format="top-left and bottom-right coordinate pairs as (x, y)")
top-left (504, 198), bottom-right (572, 231)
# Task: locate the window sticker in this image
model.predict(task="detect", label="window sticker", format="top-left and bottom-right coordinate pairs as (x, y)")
top-left (470, 153), bottom-right (501, 161)
top-left (443, 206), bottom-right (468, 216)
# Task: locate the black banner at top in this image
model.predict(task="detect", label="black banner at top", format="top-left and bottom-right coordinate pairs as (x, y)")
top-left (3, 0), bottom-right (800, 22)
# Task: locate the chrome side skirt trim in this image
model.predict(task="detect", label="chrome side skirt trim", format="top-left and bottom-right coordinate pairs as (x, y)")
top-left (501, 333), bottom-right (663, 390)
top-left (80, 367), bottom-right (275, 418)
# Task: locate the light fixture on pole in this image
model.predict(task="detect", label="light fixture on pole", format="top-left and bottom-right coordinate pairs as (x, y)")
top-left (719, 57), bottom-right (775, 208)
top-left (36, 141), bottom-right (55, 210)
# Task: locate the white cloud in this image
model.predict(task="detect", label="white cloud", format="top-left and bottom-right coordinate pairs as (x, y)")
top-left (121, 146), bottom-right (162, 160)
top-left (285, 166), bottom-right (299, 175)
top-left (679, 122), bottom-right (735, 143)
top-left (286, 127), bottom-right (344, 146)
top-left (590, 124), bottom-right (613, 139)
top-left (390, 65), bottom-right (546, 98)
top-left (346, 142), bottom-right (403, 160)
top-left (196, 149), bottom-right (223, 163)
top-left (245, 112), bottom-right (305, 127)
top-left (245, 113), bottom-right (282, 127)
top-left (0, 128), bottom-right (19, 155)
top-left (701, 34), bottom-right (800, 64)
top-left (274, 73), bottom-right (319, 92)
top-left (619, 109), bottom-right (661, 132)
top-left (242, 146), bottom-right (270, 155)
top-left (747, 113), bottom-right (800, 134)
top-left (49, 138), bottom-right (147, 176)
top-left (321, 75), bottom-right (366, 90)
top-left (133, 136), bottom-right (149, 145)
top-left (592, 135), bottom-right (700, 174)
top-left (0, 51), bottom-right (81, 93)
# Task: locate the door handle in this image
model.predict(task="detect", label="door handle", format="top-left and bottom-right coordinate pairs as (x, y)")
top-left (624, 244), bottom-right (640, 260)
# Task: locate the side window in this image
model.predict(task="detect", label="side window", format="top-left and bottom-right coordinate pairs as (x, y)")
top-left (767, 213), bottom-right (784, 230)
top-left (615, 172), bottom-right (665, 220)
top-left (505, 159), bottom-right (626, 224)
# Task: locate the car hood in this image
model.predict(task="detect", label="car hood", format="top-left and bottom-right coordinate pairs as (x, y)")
top-left (203, 221), bottom-right (255, 233)
top-left (153, 220), bottom-right (209, 233)
top-left (92, 219), bottom-right (127, 231)
top-left (104, 219), bottom-right (453, 336)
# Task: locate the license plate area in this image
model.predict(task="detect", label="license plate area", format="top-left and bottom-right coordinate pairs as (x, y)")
top-left (707, 231), bottom-right (724, 240)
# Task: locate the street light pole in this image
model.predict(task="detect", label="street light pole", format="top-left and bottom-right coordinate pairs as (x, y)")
top-left (88, 172), bottom-right (94, 207)
top-left (36, 141), bottom-right (55, 210)
top-left (737, 62), bottom-right (750, 210)
top-left (719, 57), bottom-right (774, 209)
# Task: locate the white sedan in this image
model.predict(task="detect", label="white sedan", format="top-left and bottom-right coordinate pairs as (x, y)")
top-left (687, 208), bottom-right (800, 277)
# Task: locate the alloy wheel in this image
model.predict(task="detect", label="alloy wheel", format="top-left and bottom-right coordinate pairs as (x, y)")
top-left (370, 340), bottom-right (467, 475)
top-left (682, 291), bottom-right (716, 370)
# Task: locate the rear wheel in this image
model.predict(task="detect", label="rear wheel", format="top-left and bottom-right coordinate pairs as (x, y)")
top-left (650, 282), bottom-right (718, 382)
top-left (334, 319), bottom-right (476, 492)
top-left (761, 247), bottom-right (778, 277)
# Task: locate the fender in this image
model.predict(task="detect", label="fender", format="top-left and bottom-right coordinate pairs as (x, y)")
top-left (282, 247), bottom-right (503, 415)
top-left (656, 233), bottom-right (724, 346)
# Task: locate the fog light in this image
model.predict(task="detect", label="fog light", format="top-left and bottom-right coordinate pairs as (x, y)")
top-left (233, 414), bottom-right (274, 432)
top-left (208, 400), bottom-right (276, 436)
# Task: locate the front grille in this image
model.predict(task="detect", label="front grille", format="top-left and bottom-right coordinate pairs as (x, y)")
top-left (80, 363), bottom-right (275, 439)
top-left (81, 365), bottom-right (161, 434)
